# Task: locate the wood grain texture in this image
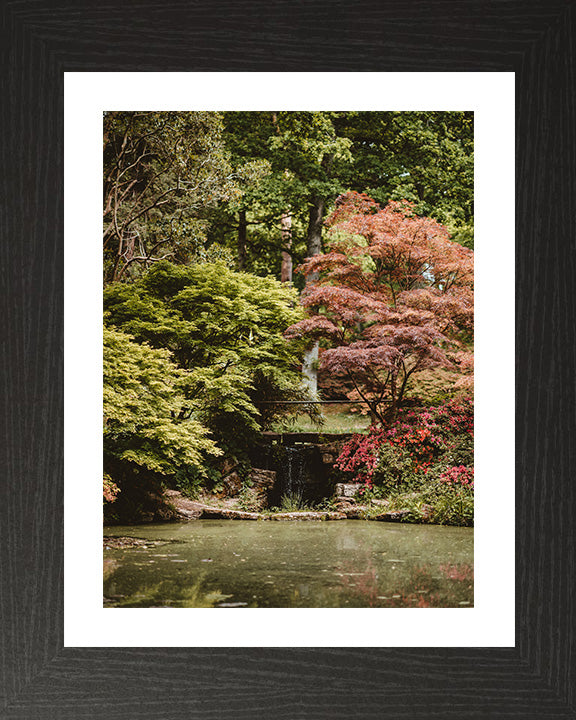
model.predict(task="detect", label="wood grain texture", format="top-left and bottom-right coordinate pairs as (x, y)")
top-left (1, 0), bottom-right (574, 717)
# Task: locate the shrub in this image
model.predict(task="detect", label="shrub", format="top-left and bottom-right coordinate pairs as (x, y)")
top-left (386, 480), bottom-right (474, 526)
top-left (439, 465), bottom-right (474, 489)
top-left (103, 327), bottom-right (222, 514)
top-left (335, 397), bottom-right (474, 497)
top-left (335, 428), bottom-right (385, 488)
top-left (104, 260), bottom-right (312, 453)
top-left (372, 442), bottom-right (416, 495)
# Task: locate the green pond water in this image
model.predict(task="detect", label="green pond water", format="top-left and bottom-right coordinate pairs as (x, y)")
top-left (104, 520), bottom-right (473, 608)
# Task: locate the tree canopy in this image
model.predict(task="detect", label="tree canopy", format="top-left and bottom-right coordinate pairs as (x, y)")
top-left (286, 192), bottom-right (474, 423)
top-left (103, 326), bottom-right (221, 480)
top-left (104, 260), bottom-right (312, 448)
top-left (205, 111), bottom-right (474, 280)
top-left (103, 111), bottom-right (238, 283)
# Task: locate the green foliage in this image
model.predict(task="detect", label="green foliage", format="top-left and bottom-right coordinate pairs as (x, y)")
top-left (101, 111), bottom-right (474, 522)
top-left (208, 111), bottom-right (474, 278)
top-left (372, 442), bottom-right (417, 495)
top-left (272, 405), bottom-right (371, 434)
top-left (207, 111), bottom-right (347, 276)
top-left (440, 432), bottom-right (474, 468)
top-left (104, 110), bottom-right (473, 287)
top-left (335, 111), bottom-right (474, 234)
top-left (409, 368), bottom-right (465, 407)
top-left (385, 482), bottom-right (474, 527)
top-left (103, 327), bottom-right (221, 487)
top-left (103, 111), bottom-right (239, 283)
top-left (104, 261), bottom-right (311, 452)
top-left (277, 494), bottom-right (307, 512)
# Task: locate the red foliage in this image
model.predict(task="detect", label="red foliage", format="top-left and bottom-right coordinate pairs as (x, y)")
top-left (335, 397), bottom-right (473, 486)
top-left (335, 426), bottom-right (385, 487)
top-left (286, 192), bottom-right (474, 422)
top-left (439, 465), bottom-right (474, 488)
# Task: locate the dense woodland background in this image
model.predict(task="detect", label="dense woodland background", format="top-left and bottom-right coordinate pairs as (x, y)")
top-left (103, 111), bottom-right (473, 286)
top-left (1, 0), bottom-right (575, 718)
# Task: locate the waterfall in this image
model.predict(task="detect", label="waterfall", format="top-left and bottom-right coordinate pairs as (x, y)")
top-left (251, 434), bottom-right (335, 508)
top-left (279, 446), bottom-right (306, 505)
top-left (272, 444), bottom-right (324, 508)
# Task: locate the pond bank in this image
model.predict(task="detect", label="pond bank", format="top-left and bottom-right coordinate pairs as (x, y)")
top-left (165, 489), bottom-right (412, 523)
top-left (104, 430), bottom-right (472, 527)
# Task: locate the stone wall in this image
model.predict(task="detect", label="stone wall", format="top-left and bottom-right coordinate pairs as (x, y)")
top-left (215, 433), bottom-right (354, 510)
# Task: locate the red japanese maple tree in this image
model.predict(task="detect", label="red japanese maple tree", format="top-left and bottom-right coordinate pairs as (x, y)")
top-left (286, 192), bottom-right (474, 424)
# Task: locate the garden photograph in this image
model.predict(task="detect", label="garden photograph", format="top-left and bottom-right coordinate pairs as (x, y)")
top-left (102, 110), bottom-right (474, 609)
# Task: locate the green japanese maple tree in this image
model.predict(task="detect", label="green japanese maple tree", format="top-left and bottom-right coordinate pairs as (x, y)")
top-left (103, 327), bottom-right (221, 500)
top-left (104, 260), bottom-right (314, 448)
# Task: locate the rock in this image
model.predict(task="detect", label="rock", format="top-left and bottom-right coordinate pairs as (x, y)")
top-left (334, 497), bottom-right (354, 507)
top-left (374, 510), bottom-right (411, 522)
top-left (342, 505), bottom-right (368, 519)
top-left (220, 471), bottom-right (242, 498)
top-left (250, 468), bottom-right (276, 488)
top-left (317, 441), bottom-right (345, 454)
top-left (267, 511), bottom-right (347, 521)
top-left (316, 441), bottom-right (347, 467)
top-left (200, 507), bottom-right (261, 520)
top-left (370, 499), bottom-right (390, 507)
top-left (219, 456), bottom-right (239, 476)
top-left (162, 490), bottom-right (204, 519)
top-left (164, 489), bottom-right (181, 498)
top-left (243, 468), bottom-right (276, 511)
top-left (335, 483), bottom-right (362, 498)
top-left (420, 504), bottom-right (434, 521)
top-left (176, 507), bottom-right (202, 519)
top-left (216, 468), bottom-right (276, 507)
top-left (261, 432), bottom-right (352, 444)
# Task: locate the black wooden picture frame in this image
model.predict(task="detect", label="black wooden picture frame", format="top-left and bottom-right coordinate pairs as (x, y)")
top-left (1, 1), bottom-right (575, 717)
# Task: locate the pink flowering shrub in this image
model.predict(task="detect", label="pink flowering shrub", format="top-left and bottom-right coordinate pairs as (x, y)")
top-left (335, 427), bottom-right (385, 488)
top-left (440, 465), bottom-right (474, 488)
top-left (335, 397), bottom-right (473, 494)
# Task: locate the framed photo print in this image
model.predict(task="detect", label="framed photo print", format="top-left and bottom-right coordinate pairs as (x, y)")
top-left (1, 3), bottom-right (574, 717)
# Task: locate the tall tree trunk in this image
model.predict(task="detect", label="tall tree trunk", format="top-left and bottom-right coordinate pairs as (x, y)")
top-left (302, 152), bottom-right (333, 397)
top-left (306, 151), bottom-right (332, 263)
top-left (280, 212), bottom-right (292, 283)
top-left (237, 209), bottom-right (247, 271)
top-left (302, 342), bottom-right (319, 397)
top-left (302, 194), bottom-right (326, 397)
top-left (306, 194), bottom-right (325, 264)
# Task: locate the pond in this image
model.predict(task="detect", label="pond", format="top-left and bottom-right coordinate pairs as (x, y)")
top-left (104, 520), bottom-right (473, 608)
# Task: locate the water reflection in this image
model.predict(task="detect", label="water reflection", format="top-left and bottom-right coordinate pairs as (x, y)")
top-left (104, 520), bottom-right (473, 608)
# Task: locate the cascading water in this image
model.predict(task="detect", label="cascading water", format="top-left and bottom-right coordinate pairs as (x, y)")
top-left (271, 444), bottom-right (327, 507)
top-left (278, 446), bottom-right (307, 506)
top-left (250, 434), bottom-right (335, 508)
